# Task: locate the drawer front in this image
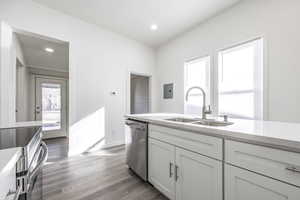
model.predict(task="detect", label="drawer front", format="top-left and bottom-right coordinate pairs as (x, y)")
top-left (225, 140), bottom-right (300, 186)
top-left (149, 125), bottom-right (223, 160)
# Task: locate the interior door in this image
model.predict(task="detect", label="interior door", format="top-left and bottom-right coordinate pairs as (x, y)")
top-left (148, 138), bottom-right (176, 200)
top-left (35, 77), bottom-right (67, 139)
top-left (175, 147), bottom-right (222, 200)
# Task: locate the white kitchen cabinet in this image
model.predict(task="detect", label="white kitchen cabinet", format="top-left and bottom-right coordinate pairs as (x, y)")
top-left (0, 165), bottom-right (16, 200)
top-left (175, 148), bottom-right (222, 200)
top-left (225, 140), bottom-right (300, 187)
top-left (149, 125), bottom-right (223, 160)
top-left (225, 164), bottom-right (300, 200)
top-left (148, 137), bottom-right (223, 200)
top-left (148, 138), bottom-right (176, 200)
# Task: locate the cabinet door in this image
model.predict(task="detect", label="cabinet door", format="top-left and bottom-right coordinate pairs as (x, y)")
top-left (0, 165), bottom-right (16, 200)
top-left (148, 138), bottom-right (176, 200)
top-left (225, 164), bottom-right (300, 200)
top-left (175, 148), bottom-right (222, 200)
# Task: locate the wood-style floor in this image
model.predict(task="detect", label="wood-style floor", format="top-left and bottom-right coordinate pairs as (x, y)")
top-left (43, 138), bottom-right (167, 200)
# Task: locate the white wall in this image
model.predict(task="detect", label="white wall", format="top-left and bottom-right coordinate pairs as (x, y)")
top-left (16, 64), bottom-right (30, 122)
top-left (15, 33), bottom-right (30, 122)
top-left (156, 0), bottom-right (300, 123)
top-left (0, 0), bottom-right (157, 155)
top-left (14, 34), bottom-right (25, 66)
top-left (0, 22), bottom-right (16, 126)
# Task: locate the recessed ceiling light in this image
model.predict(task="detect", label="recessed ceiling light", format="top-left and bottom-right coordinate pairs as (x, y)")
top-left (45, 48), bottom-right (54, 53)
top-left (150, 24), bottom-right (158, 31)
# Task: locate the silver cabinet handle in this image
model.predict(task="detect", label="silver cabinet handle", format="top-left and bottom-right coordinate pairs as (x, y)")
top-left (169, 162), bottom-right (173, 178)
top-left (286, 165), bottom-right (300, 173)
top-left (175, 165), bottom-right (179, 181)
top-left (6, 184), bottom-right (22, 200)
top-left (27, 141), bottom-right (48, 191)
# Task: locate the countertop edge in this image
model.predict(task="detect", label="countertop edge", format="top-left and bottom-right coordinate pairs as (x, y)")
top-left (0, 148), bottom-right (22, 176)
top-left (0, 121), bottom-right (42, 129)
top-left (125, 115), bottom-right (300, 153)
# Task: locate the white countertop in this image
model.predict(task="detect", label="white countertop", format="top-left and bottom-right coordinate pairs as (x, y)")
top-left (0, 121), bottom-right (42, 129)
top-left (0, 148), bottom-right (21, 178)
top-left (125, 113), bottom-right (300, 153)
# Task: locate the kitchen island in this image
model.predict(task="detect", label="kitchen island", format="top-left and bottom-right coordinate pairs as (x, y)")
top-left (125, 113), bottom-right (300, 200)
top-left (0, 148), bottom-right (21, 200)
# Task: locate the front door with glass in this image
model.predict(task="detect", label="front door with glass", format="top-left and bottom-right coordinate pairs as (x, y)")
top-left (35, 77), bottom-right (67, 139)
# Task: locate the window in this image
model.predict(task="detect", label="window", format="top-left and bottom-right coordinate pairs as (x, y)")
top-left (218, 39), bottom-right (263, 119)
top-left (42, 83), bottom-right (62, 131)
top-left (183, 38), bottom-right (264, 120)
top-left (184, 56), bottom-right (210, 115)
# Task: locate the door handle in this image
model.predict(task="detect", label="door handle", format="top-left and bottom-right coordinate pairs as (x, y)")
top-left (169, 162), bottom-right (173, 178)
top-left (35, 106), bottom-right (41, 114)
top-left (175, 165), bottom-right (179, 181)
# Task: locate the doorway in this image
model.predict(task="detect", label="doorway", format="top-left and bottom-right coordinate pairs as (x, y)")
top-left (35, 76), bottom-right (68, 139)
top-left (13, 30), bottom-right (69, 141)
top-left (130, 74), bottom-right (150, 114)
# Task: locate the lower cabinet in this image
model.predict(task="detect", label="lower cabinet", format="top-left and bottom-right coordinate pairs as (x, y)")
top-left (148, 138), bottom-right (176, 199)
top-left (175, 147), bottom-right (222, 200)
top-left (225, 164), bottom-right (300, 200)
top-left (148, 138), bottom-right (222, 200)
top-left (0, 165), bottom-right (16, 200)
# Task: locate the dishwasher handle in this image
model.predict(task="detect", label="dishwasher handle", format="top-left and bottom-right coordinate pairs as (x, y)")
top-left (125, 120), bottom-right (146, 127)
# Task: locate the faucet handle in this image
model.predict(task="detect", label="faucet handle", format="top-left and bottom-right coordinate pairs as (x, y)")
top-left (205, 105), bottom-right (212, 114)
top-left (219, 114), bottom-right (228, 122)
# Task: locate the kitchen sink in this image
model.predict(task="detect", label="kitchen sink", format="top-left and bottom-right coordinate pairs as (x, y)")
top-left (164, 117), bottom-right (201, 123)
top-left (165, 117), bottom-right (234, 126)
top-left (192, 119), bottom-right (234, 126)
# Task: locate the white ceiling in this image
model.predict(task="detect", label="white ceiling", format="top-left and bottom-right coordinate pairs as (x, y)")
top-left (33, 0), bottom-right (241, 47)
top-left (16, 32), bottom-right (69, 72)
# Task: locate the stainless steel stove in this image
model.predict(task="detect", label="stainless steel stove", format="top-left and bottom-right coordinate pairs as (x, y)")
top-left (0, 126), bottom-right (48, 200)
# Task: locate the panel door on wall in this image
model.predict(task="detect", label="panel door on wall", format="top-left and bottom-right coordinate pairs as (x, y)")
top-left (175, 147), bottom-right (222, 200)
top-left (148, 138), bottom-right (176, 200)
top-left (35, 77), bottom-right (67, 139)
top-left (225, 164), bottom-right (300, 200)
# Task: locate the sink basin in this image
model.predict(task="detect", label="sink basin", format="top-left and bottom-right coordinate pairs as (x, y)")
top-left (165, 117), bottom-right (201, 123)
top-left (192, 119), bottom-right (234, 126)
top-left (164, 117), bottom-right (234, 127)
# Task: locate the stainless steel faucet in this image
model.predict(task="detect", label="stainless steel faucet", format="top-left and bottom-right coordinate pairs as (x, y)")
top-left (185, 86), bottom-right (212, 119)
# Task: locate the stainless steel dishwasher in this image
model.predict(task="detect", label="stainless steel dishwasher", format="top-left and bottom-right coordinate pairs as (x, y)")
top-left (125, 119), bottom-right (148, 181)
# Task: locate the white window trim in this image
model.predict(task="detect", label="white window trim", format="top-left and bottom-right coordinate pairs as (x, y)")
top-left (215, 38), bottom-right (264, 120)
top-left (184, 37), bottom-right (265, 120)
top-left (184, 55), bottom-right (211, 114)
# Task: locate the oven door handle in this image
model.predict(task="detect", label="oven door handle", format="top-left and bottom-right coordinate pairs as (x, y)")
top-left (27, 141), bottom-right (48, 191)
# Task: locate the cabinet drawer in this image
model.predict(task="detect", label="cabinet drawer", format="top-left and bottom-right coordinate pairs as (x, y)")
top-left (225, 164), bottom-right (300, 200)
top-left (149, 125), bottom-right (223, 160)
top-left (225, 140), bottom-right (300, 186)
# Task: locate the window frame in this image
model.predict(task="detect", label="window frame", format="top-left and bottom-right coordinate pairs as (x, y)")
top-left (216, 38), bottom-right (264, 120)
top-left (184, 55), bottom-right (211, 114)
top-left (183, 37), bottom-right (264, 120)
